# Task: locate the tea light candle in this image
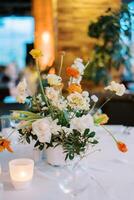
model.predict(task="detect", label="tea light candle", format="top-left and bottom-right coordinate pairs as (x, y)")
top-left (9, 159), bottom-right (34, 190)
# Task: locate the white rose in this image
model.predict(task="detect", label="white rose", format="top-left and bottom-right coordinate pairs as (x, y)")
top-left (70, 114), bottom-right (94, 132)
top-left (47, 74), bottom-right (62, 86)
top-left (32, 118), bottom-right (51, 143)
top-left (67, 92), bottom-right (90, 110)
top-left (104, 81), bottom-right (126, 96)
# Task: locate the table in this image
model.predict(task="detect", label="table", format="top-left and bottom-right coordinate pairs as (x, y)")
top-left (0, 125), bottom-right (134, 200)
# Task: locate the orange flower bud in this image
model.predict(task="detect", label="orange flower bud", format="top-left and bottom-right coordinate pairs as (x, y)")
top-left (66, 66), bottom-right (80, 78)
top-left (117, 141), bottom-right (128, 153)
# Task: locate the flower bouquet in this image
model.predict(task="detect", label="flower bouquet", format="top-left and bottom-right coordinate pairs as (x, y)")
top-left (0, 49), bottom-right (127, 166)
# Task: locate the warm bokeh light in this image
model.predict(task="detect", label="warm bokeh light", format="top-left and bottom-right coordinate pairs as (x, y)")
top-left (41, 31), bottom-right (54, 69)
top-left (42, 32), bottom-right (50, 43)
top-left (32, 0), bottom-right (55, 70)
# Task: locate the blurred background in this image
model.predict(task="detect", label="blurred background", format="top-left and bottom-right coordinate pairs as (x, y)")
top-left (0, 0), bottom-right (134, 125)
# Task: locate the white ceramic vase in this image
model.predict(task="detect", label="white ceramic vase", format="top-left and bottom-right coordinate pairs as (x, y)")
top-left (45, 145), bottom-right (67, 166)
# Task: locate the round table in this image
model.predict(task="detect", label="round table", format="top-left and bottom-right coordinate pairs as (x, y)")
top-left (0, 125), bottom-right (134, 200)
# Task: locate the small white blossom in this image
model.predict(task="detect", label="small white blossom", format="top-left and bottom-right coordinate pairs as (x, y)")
top-left (73, 58), bottom-right (85, 75)
top-left (104, 81), bottom-right (126, 96)
top-left (46, 87), bottom-right (67, 110)
top-left (16, 79), bottom-right (29, 103)
top-left (82, 91), bottom-right (89, 97)
top-left (56, 98), bottom-right (67, 110)
top-left (91, 95), bottom-right (98, 103)
top-left (45, 87), bottom-right (59, 101)
top-left (46, 74), bottom-right (62, 86)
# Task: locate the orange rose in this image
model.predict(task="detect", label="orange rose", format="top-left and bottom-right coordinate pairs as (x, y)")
top-left (67, 84), bottom-right (82, 93)
top-left (66, 66), bottom-right (80, 78)
top-left (116, 141), bottom-right (128, 153)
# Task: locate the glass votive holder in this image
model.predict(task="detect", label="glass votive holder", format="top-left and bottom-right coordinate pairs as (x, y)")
top-left (9, 158), bottom-right (34, 190)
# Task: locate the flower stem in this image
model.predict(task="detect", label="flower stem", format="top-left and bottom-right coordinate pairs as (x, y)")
top-left (59, 52), bottom-right (65, 76)
top-left (90, 102), bottom-right (96, 114)
top-left (94, 93), bottom-right (115, 115)
top-left (35, 59), bottom-right (49, 107)
top-left (101, 125), bottom-right (117, 143)
top-left (35, 59), bottom-right (54, 118)
top-left (85, 60), bottom-right (90, 69)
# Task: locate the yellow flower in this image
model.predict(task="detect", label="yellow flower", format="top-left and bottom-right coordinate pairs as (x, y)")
top-left (29, 49), bottom-right (43, 59)
top-left (94, 114), bottom-right (109, 125)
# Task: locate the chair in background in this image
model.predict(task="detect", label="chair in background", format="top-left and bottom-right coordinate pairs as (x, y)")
top-left (102, 94), bottom-right (134, 126)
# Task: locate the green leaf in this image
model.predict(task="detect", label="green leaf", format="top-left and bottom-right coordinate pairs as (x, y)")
top-left (90, 140), bottom-right (99, 144)
top-left (34, 140), bottom-right (40, 147)
top-left (69, 152), bottom-right (74, 160)
top-left (65, 153), bottom-right (69, 161)
top-left (88, 132), bottom-right (96, 138)
top-left (26, 136), bottom-right (30, 144)
top-left (39, 143), bottom-right (44, 150)
top-left (83, 129), bottom-right (90, 137)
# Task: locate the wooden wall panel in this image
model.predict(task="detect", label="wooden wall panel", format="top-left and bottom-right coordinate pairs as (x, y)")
top-left (56, 0), bottom-right (121, 67)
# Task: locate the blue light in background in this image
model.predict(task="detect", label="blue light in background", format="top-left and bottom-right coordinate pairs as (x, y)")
top-left (0, 16), bottom-right (34, 69)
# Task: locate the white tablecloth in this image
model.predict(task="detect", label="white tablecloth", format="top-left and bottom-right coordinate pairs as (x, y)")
top-left (0, 125), bottom-right (134, 200)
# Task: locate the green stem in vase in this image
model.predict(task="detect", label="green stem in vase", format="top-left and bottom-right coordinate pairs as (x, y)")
top-left (35, 59), bottom-right (54, 118)
top-left (35, 59), bottom-right (49, 106)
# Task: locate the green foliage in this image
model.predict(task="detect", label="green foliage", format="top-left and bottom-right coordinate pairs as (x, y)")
top-left (56, 110), bottom-right (70, 127)
top-left (46, 128), bottom-right (98, 160)
top-left (85, 4), bottom-right (131, 85)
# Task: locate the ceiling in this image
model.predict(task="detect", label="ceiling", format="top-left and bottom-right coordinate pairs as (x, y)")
top-left (0, 0), bottom-right (32, 16)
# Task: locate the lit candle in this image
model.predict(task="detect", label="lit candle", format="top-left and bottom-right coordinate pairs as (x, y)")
top-left (9, 159), bottom-right (34, 190)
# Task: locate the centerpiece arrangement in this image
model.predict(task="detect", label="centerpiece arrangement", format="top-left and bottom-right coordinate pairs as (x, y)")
top-left (0, 49), bottom-right (128, 166)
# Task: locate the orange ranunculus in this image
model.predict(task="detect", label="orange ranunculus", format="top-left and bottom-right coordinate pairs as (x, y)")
top-left (0, 139), bottom-right (13, 153)
top-left (66, 66), bottom-right (80, 78)
top-left (116, 141), bottom-right (128, 153)
top-left (67, 84), bottom-right (82, 94)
